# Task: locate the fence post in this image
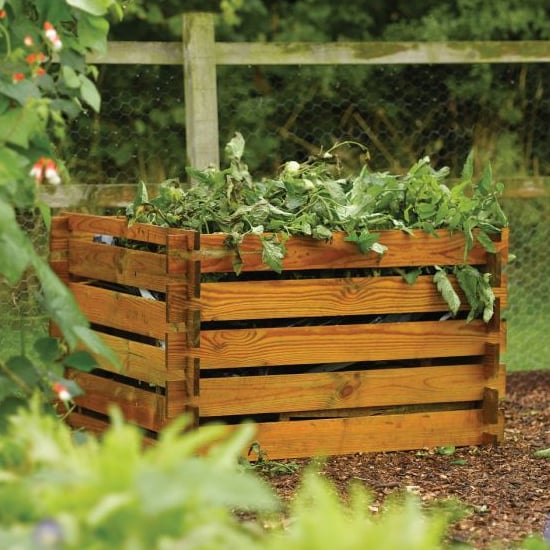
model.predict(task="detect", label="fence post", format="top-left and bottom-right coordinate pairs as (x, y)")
top-left (182, 12), bottom-right (220, 170)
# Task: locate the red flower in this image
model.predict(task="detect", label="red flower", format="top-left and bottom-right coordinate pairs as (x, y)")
top-left (12, 72), bottom-right (25, 84)
top-left (43, 21), bottom-right (62, 51)
top-left (52, 381), bottom-right (71, 401)
top-left (0, 9), bottom-right (6, 19)
top-left (30, 157), bottom-right (62, 185)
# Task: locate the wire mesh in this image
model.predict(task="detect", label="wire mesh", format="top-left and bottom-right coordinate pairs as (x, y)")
top-left (2, 60), bottom-right (548, 372)
top-left (0, 211), bottom-right (49, 361)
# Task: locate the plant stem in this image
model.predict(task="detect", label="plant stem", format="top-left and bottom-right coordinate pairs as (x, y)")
top-left (0, 23), bottom-right (11, 55)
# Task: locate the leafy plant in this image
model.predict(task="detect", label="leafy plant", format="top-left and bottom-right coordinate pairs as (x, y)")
top-left (0, 396), bottom-right (278, 548)
top-left (127, 133), bottom-right (507, 321)
top-left (0, 1), bottom-right (121, 416)
top-left (242, 441), bottom-right (301, 477)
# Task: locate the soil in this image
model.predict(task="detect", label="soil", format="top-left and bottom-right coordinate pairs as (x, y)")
top-left (264, 370), bottom-right (550, 549)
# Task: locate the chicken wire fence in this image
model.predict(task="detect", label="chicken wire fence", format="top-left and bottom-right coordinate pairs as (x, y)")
top-left (2, 61), bottom-right (549, 371)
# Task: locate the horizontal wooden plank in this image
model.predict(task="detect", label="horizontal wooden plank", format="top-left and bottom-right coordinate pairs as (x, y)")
top-left (199, 229), bottom-right (507, 273)
top-left (85, 40), bottom-right (550, 66)
top-left (68, 240), bottom-right (177, 292)
top-left (215, 41), bottom-right (550, 66)
top-left (200, 274), bottom-right (507, 321)
top-left (65, 410), bottom-right (111, 436)
top-left (215, 409), bottom-right (503, 460)
top-left (67, 370), bottom-right (169, 432)
top-left (70, 282), bottom-right (185, 339)
top-left (196, 363), bottom-right (504, 416)
top-left (65, 213), bottom-right (171, 245)
top-left (197, 319), bottom-right (498, 369)
top-left (83, 332), bottom-right (176, 387)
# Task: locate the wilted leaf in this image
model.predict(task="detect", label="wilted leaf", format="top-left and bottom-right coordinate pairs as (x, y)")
top-left (433, 269), bottom-right (460, 316)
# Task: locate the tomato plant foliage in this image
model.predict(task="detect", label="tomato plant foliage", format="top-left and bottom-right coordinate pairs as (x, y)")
top-left (128, 133), bottom-right (507, 321)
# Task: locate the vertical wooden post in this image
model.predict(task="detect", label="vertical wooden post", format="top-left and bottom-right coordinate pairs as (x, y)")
top-left (182, 12), bottom-right (220, 170)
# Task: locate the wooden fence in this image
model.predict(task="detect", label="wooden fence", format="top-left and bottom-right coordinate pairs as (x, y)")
top-left (42, 12), bottom-right (550, 210)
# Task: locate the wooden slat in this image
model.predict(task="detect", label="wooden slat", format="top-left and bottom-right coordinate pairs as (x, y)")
top-left (67, 371), bottom-right (168, 432)
top-left (69, 282), bottom-right (185, 339)
top-left (224, 409), bottom-right (505, 460)
top-left (198, 319), bottom-right (497, 369)
top-left (68, 240), bottom-right (175, 292)
top-left (196, 363), bottom-right (504, 417)
top-left (85, 333), bottom-right (176, 387)
top-left (65, 213), bottom-right (170, 245)
top-left (65, 411), bottom-right (111, 436)
top-left (201, 275), bottom-right (461, 321)
top-left (199, 229), bottom-right (505, 273)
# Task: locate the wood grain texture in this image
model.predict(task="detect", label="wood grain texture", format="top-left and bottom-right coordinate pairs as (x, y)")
top-left (196, 363), bottom-right (505, 416)
top-left (67, 370), bottom-right (168, 432)
top-left (68, 240), bottom-right (176, 292)
top-left (85, 332), bottom-right (175, 387)
top-left (197, 319), bottom-right (498, 369)
top-left (69, 282), bottom-right (185, 339)
top-left (52, 213), bottom-right (508, 455)
top-left (201, 274), bottom-right (506, 321)
top-left (198, 229), bottom-right (507, 273)
top-left (216, 409), bottom-right (505, 460)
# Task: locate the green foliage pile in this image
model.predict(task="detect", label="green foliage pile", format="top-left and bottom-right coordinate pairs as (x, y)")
top-left (128, 133), bottom-right (507, 322)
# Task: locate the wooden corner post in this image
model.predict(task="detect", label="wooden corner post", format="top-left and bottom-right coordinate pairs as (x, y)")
top-left (183, 12), bottom-right (220, 170)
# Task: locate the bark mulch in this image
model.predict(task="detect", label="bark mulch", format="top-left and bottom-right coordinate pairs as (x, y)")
top-left (264, 370), bottom-right (550, 549)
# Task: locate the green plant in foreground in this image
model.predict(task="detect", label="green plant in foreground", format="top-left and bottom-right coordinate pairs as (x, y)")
top-left (1, 398), bottom-right (548, 549)
top-left (0, 396), bottom-right (278, 549)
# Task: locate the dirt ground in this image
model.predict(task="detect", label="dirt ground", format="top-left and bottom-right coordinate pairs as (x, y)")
top-left (265, 370), bottom-right (550, 549)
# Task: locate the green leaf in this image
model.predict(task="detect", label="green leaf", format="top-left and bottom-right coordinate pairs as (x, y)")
top-left (224, 132), bottom-right (245, 162)
top-left (0, 203), bottom-right (33, 284)
top-left (34, 337), bottom-right (63, 363)
top-left (533, 448), bottom-right (550, 459)
top-left (63, 350), bottom-right (98, 372)
top-left (66, 0), bottom-right (113, 16)
top-left (0, 148), bottom-right (27, 182)
top-left (6, 356), bottom-right (40, 389)
top-left (0, 80), bottom-right (41, 105)
top-left (261, 235), bottom-right (286, 273)
top-left (476, 231), bottom-right (496, 253)
top-left (344, 230), bottom-right (382, 255)
top-left (433, 268), bottom-right (460, 316)
top-left (62, 66), bottom-right (82, 89)
top-left (461, 150), bottom-right (474, 182)
top-left (77, 13), bottom-right (110, 53)
top-left (78, 75), bottom-right (101, 112)
top-left (0, 108), bottom-right (42, 149)
top-left (396, 267), bottom-right (422, 285)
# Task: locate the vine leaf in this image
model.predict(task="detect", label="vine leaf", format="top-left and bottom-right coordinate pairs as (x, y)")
top-left (261, 235), bottom-right (287, 274)
top-left (433, 267), bottom-right (461, 316)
